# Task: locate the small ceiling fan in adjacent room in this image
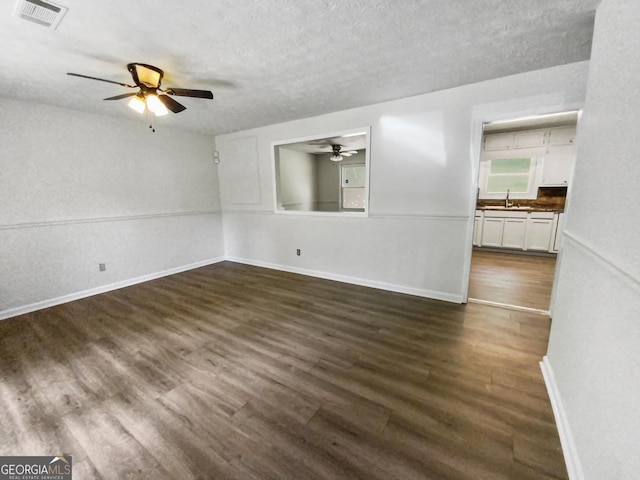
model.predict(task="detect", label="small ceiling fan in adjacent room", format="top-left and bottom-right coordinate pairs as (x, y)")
top-left (67, 63), bottom-right (214, 118)
top-left (330, 144), bottom-right (358, 162)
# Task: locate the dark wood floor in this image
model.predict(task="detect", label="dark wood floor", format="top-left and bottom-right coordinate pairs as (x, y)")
top-left (468, 250), bottom-right (557, 311)
top-left (0, 262), bottom-right (566, 479)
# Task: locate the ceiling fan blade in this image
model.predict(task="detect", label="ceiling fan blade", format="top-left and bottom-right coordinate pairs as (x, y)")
top-left (103, 92), bottom-right (138, 101)
top-left (158, 94), bottom-right (186, 113)
top-left (165, 88), bottom-right (213, 99)
top-left (67, 72), bottom-right (135, 88)
top-left (343, 150), bottom-right (358, 154)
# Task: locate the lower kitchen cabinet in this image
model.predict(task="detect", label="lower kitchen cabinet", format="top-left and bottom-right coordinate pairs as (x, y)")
top-left (525, 213), bottom-right (555, 251)
top-left (502, 218), bottom-right (527, 249)
top-left (473, 212), bottom-right (483, 246)
top-left (478, 209), bottom-right (561, 252)
top-left (480, 217), bottom-right (504, 247)
top-left (551, 213), bottom-right (565, 252)
top-left (481, 211), bottom-right (528, 248)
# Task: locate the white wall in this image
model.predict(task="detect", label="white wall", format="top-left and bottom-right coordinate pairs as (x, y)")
top-left (544, 1), bottom-right (640, 478)
top-left (316, 154), bottom-right (340, 206)
top-left (277, 148), bottom-right (317, 209)
top-left (216, 62), bottom-right (588, 301)
top-left (0, 98), bottom-right (224, 319)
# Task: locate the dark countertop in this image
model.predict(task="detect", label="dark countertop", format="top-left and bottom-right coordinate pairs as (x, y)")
top-left (477, 206), bottom-right (564, 212)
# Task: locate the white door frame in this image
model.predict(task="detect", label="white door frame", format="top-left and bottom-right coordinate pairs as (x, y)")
top-left (461, 104), bottom-right (583, 317)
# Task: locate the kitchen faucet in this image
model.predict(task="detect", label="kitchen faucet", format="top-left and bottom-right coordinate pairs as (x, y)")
top-left (505, 189), bottom-right (513, 208)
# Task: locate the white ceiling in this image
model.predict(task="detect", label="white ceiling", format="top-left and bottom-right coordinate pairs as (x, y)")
top-left (0, 0), bottom-right (600, 136)
top-left (278, 133), bottom-right (367, 154)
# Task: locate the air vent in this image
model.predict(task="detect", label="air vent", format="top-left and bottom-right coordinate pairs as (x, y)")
top-left (13, 0), bottom-right (67, 29)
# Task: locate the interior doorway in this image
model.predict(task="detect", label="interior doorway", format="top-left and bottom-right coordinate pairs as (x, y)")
top-left (468, 111), bottom-right (578, 313)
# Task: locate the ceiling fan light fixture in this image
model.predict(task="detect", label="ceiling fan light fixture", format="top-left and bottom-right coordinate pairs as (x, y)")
top-left (330, 144), bottom-right (345, 161)
top-left (127, 94), bottom-right (146, 114)
top-left (130, 63), bottom-right (163, 88)
top-left (68, 63), bottom-right (213, 121)
top-left (146, 94), bottom-right (168, 116)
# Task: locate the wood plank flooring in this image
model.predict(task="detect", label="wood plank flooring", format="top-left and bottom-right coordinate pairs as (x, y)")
top-left (0, 262), bottom-right (567, 479)
top-left (468, 250), bottom-right (557, 311)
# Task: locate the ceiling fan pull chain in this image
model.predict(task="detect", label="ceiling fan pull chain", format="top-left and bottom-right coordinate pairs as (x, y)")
top-left (145, 106), bottom-right (156, 132)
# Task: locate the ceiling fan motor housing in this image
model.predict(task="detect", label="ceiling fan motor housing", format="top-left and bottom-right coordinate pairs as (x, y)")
top-left (127, 63), bottom-right (164, 88)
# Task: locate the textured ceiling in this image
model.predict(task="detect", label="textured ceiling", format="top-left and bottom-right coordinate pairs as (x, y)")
top-left (0, 0), bottom-right (600, 135)
top-left (280, 133), bottom-right (368, 154)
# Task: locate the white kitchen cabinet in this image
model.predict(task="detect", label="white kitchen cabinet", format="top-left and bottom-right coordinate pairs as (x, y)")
top-left (551, 213), bottom-right (565, 252)
top-left (548, 126), bottom-right (575, 146)
top-left (473, 217), bottom-right (479, 246)
top-left (483, 125), bottom-right (577, 189)
top-left (525, 212), bottom-right (555, 251)
top-left (478, 210), bottom-right (562, 252)
top-left (514, 130), bottom-right (545, 149)
top-left (473, 211), bottom-right (483, 246)
top-left (481, 211), bottom-right (528, 248)
top-left (484, 133), bottom-right (514, 151)
top-left (542, 145), bottom-right (575, 186)
top-left (502, 218), bottom-right (527, 248)
top-left (481, 218), bottom-right (504, 247)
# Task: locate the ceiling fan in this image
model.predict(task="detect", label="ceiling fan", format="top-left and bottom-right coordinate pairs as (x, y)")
top-left (330, 144), bottom-right (358, 162)
top-left (67, 63), bottom-right (213, 117)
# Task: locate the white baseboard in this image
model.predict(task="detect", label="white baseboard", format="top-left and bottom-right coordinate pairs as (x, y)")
top-left (0, 257), bottom-right (226, 321)
top-left (540, 356), bottom-right (584, 480)
top-left (225, 256), bottom-right (464, 304)
top-left (2, 255), bottom-right (461, 321)
top-left (468, 297), bottom-right (549, 316)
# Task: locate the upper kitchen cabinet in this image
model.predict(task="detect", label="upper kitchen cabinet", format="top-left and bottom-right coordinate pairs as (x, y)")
top-left (514, 130), bottom-right (546, 149)
top-left (541, 126), bottom-right (577, 186)
top-left (542, 144), bottom-right (575, 186)
top-left (548, 126), bottom-right (576, 146)
top-left (484, 133), bottom-right (514, 151)
top-left (483, 129), bottom-right (546, 151)
top-left (482, 124), bottom-right (577, 188)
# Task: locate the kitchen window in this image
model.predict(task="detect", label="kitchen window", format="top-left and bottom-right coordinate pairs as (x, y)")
top-left (487, 158), bottom-right (531, 193)
top-left (479, 157), bottom-right (540, 200)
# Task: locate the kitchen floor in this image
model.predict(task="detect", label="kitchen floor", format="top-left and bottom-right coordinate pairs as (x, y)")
top-left (468, 249), bottom-right (557, 311)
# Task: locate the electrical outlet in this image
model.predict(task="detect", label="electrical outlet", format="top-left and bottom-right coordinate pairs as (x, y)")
top-left (296, 249), bottom-right (301, 256)
top-left (99, 263), bottom-right (106, 272)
